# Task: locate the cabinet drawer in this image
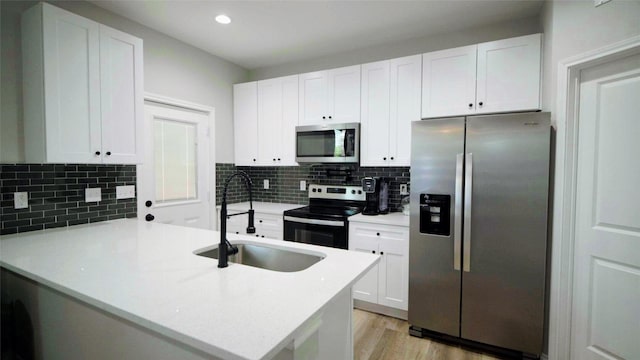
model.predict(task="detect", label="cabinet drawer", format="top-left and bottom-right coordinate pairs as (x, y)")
top-left (255, 213), bottom-right (282, 232)
top-left (351, 224), bottom-right (406, 241)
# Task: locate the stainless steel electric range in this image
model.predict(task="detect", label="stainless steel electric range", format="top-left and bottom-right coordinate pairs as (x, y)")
top-left (283, 184), bottom-right (365, 249)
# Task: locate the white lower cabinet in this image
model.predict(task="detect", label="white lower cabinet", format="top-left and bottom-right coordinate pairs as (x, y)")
top-left (219, 210), bottom-right (283, 240)
top-left (349, 222), bottom-right (409, 311)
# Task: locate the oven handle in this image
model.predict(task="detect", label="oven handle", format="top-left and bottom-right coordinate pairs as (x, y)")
top-left (284, 216), bottom-right (345, 227)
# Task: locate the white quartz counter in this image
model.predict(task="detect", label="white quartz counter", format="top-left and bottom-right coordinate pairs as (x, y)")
top-left (349, 212), bottom-right (410, 227)
top-left (220, 202), bottom-right (302, 215)
top-left (0, 219), bottom-right (378, 360)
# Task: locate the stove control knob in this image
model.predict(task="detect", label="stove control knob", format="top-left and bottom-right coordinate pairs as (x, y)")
top-left (358, 190), bottom-right (362, 194)
top-left (318, 188), bottom-right (322, 192)
top-left (351, 190), bottom-right (356, 194)
top-left (312, 188), bottom-right (317, 192)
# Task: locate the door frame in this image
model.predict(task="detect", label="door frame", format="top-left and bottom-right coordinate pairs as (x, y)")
top-left (141, 92), bottom-right (217, 230)
top-left (548, 35), bottom-right (640, 360)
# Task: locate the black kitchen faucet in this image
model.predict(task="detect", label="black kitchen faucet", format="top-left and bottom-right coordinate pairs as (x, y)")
top-left (219, 171), bottom-right (256, 268)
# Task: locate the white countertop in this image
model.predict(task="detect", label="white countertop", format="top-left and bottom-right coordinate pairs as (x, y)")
top-left (349, 212), bottom-right (410, 227)
top-left (220, 202), bottom-right (303, 215)
top-left (0, 219), bottom-right (378, 360)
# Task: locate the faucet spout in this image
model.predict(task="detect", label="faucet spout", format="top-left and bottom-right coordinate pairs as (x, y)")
top-left (219, 171), bottom-right (255, 268)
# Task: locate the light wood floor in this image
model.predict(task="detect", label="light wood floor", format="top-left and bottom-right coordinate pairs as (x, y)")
top-left (353, 309), bottom-right (501, 360)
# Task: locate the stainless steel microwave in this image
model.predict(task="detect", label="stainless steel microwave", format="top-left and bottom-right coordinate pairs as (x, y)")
top-left (295, 123), bottom-right (359, 163)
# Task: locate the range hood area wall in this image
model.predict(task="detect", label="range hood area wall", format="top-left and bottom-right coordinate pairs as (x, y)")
top-left (216, 163), bottom-right (409, 210)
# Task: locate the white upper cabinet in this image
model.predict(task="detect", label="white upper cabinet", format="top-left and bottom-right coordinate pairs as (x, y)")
top-left (422, 45), bottom-right (477, 118)
top-left (233, 76), bottom-right (298, 167)
top-left (233, 82), bottom-right (258, 166)
top-left (99, 26), bottom-right (144, 164)
top-left (476, 34), bottom-right (542, 114)
top-left (361, 55), bottom-right (421, 166)
top-left (257, 75), bottom-right (298, 166)
top-left (421, 33), bottom-right (541, 118)
top-left (299, 65), bottom-right (361, 125)
top-left (22, 3), bottom-right (143, 164)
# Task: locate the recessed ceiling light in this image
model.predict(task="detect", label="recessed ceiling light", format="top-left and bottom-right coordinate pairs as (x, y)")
top-left (215, 14), bottom-right (231, 25)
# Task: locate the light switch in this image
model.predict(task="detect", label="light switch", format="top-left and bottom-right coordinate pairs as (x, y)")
top-left (85, 188), bottom-right (101, 203)
top-left (116, 185), bottom-right (135, 199)
top-left (263, 179), bottom-right (269, 189)
top-left (300, 180), bottom-right (306, 191)
top-left (14, 192), bottom-right (28, 209)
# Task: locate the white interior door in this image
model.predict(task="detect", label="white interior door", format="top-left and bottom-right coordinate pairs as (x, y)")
top-left (571, 52), bottom-right (640, 360)
top-left (138, 102), bottom-right (211, 229)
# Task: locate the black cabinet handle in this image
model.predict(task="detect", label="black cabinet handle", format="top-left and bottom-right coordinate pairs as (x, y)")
top-left (376, 232), bottom-right (380, 236)
top-left (478, 101), bottom-right (484, 106)
top-left (380, 251), bottom-right (384, 255)
top-left (261, 235), bottom-right (265, 238)
top-left (468, 103), bottom-right (473, 108)
top-left (259, 220), bottom-right (263, 223)
top-left (95, 151), bottom-right (101, 156)
top-left (390, 157), bottom-right (394, 160)
top-left (328, 116), bottom-right (332, 119)
top-left (235, 231), bottom-right (239, 234)
top-left (145, 200), bottom-right (152, 207)
top-left (322, 116), bottom-right (326, 119)
top-left (253, 159), bottom-right (256, 162)
top-left (371, 250), bottom-right (376, 254)
top-left (145, 214), bottom-right (154, 222)
top-left (277, 158), bottom-right (281, 161)
top-left (106, 151), bottom-right (111, 156)
top-left (273, 158), bottom-right (276, 161)
top-left (383, 157), bottom-right (387, 161)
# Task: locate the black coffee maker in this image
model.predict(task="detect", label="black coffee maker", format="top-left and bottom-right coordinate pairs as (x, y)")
top-left (362, 177), bottom-right (390, 215)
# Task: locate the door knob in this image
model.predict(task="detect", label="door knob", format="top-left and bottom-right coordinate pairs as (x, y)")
top-left (145, 200), bottom-right (152, 207)
top-left (145, 214), bottom-right (155, 221)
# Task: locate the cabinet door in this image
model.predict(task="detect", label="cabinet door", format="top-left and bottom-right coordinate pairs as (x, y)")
top-left (389, 55), bottom-right (421, 166)
top-left (377, 226), bottom-right (409, 310)
top-left (328, 65), bottom-right (361, 124)
top-left (99, 25), bottom-right (143, 164)
top-left (421, 45), bottom-right (477, 118)
top-left (257, 78), bottom-right (280, 166)
top-left (476, 33), bottom-right (541, 114)
top-left (278, 75), bottom-right (299, 166)
top-left (255, 213), bottom-right (283, 240)
top-left (360, 61), bottom-right (390, 167)
top-left (233, 82), bottom-right (258, 166)
top-left (42, 3), bottom-right (101, 163)
top-left (349, 225), bottom-right (380, 303)
top-left (298, 71), bottom-right (328, 126)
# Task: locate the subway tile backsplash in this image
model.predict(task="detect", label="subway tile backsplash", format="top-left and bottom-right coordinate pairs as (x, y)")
top-left (0, 164), bottom-right (137, 235)
top-left (216, 163), bottom-right (410, 211)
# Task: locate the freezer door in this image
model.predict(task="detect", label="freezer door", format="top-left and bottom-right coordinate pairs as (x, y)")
top-left (461, 112), bottom-right (550, 354)
top-left (408, 117), bottom-right (465, 337)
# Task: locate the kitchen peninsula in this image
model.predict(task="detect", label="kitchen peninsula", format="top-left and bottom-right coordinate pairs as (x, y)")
top-left (0, 219), bottom-right (379, 360)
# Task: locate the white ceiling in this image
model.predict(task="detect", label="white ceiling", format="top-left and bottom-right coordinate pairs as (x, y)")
top-left (89, 0), bottom-right (543, 70)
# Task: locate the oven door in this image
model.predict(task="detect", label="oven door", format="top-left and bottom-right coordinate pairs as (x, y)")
top-left (283, 216), bottom-right (348, 249)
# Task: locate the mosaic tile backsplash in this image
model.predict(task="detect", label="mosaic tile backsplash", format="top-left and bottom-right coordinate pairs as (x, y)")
top-left (216, 163), bottom-right (410, 211)
top-left (0, 164), bottom-right (137, 235)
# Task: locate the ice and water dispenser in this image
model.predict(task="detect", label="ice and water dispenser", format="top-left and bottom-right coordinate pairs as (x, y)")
top-left (419, 194), bottom-right (451, 236)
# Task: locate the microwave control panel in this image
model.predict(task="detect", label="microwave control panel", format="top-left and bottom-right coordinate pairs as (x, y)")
top-left (419, 194), bottom-right (451, 236)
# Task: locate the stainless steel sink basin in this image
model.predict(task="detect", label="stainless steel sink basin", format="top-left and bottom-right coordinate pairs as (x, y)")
top-left (195, 243), bottom-right (324, 272)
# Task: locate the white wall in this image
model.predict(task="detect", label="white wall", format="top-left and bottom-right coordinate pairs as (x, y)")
top-left (0, 0), bottom-right (249, 164)
top-left (250, 15), bottom-right (541, 80)
top-left (541, 0), bottom-right (640, 120)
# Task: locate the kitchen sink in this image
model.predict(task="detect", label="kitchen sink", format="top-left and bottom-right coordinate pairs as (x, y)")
top-left (194, 243), bottom-right (324, 272)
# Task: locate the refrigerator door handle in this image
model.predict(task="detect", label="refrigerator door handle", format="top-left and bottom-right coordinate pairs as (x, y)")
top-left (463, 153), bottom-right (473, 272)
top-left (454, 153), bottom-right (464, 271)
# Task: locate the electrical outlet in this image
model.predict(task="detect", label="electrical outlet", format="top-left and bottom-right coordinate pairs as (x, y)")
top-left (300, 180), bottom-right (306, 191)
top-left (116, 185), bottom-right (135, 199)
top-left (263, 179), bottom-right (269, 190)
top-left (14, 192), bottom-right (28, 209)
top-left (85, 187), bottom-right (102, 202)
top-left (399, 184), bottom-right (409, 195)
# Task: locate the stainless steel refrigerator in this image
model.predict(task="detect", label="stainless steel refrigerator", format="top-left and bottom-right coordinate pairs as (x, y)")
top-left (408, 112), bottom-right (550, 356)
